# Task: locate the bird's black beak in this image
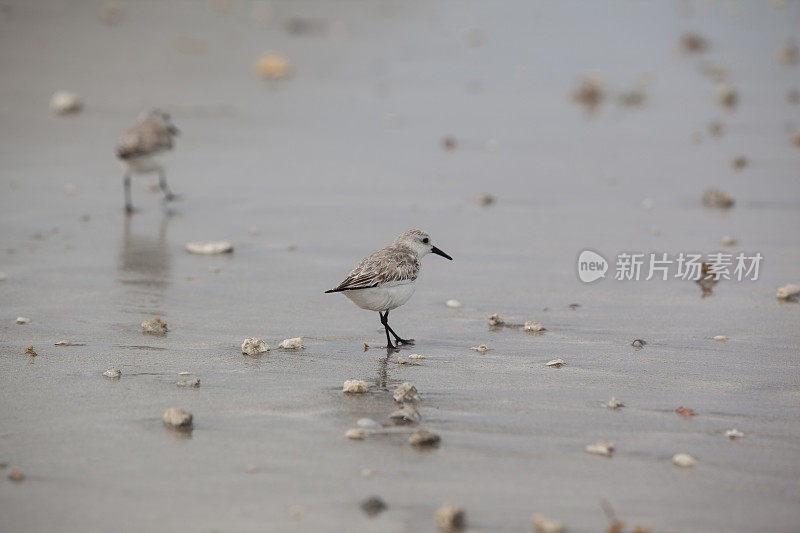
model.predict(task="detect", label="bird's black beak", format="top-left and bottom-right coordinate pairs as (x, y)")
top-left (168, 125), bottom-right (180, 136)
top-left (431, 246), bottom-right (452, 260)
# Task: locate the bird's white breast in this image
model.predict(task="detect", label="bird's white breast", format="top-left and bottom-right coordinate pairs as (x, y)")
top-left (343, 280), bottom-right (416, 312)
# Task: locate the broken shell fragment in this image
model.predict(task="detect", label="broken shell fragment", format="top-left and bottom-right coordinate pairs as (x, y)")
top-left (471, 345), bottom-right (489, 354)
top-left (445, 299), bottom-right (461, 309)
top-left (177, 378), bottom-right (200, 388)
top-left (389, 404), bottom-right (421, 424)
top-left (141, 317), bottom-right (168, 334)
top-left (725, 428), bottom-right (744, 439)
top-left (409, 429), bottom-right (441, 447)
top-left (408, 353), bottom-right (424, 360)
top-left (721, 235), bottom-right (739, 246)
top-left (242, 337), bottom-right (269, 355)
top-left (776, 284), bottom-right (800, 301)
top-left (279, 337), bottom-right (303, 349)
top-left (50, 91), bottom-right (83, 115)
top-left (25, 346), bottom-right (37, 356)
top-left (342, 379), bottom-right (368, 393)
top-left (631, 339), bottom-right (646, 348)
top-left (524, 321), bottom-right (546, 332)
top-left (488, 313), bottom-right (504, 326)
top-left (393, 382), bottom-right (420, 403)
top-left (16, 317), bottom-right (30, 324)
top-left (702, 187), bottom-right (735, 208)
top-left (185, 241), bottom-right (233, 254)
top-left (162, 407), bottom-right (193, 429)
top-left (605, 397), bottom-right (624, 409)
top-left (672, 453), bottom-right (696, 467)
top-left (532, 514), bottom-right (566, 533)
top-left (103, 368), bottom-right (121, 379)
top-left (8, 469), bottom-right (24, 483)
top-left (714, 335), bottom-right (727, 342)
top-left (585, 441), bottom-right (615, 457)
top-left (253, 52), bottom-right (291, 80)
top-left (345, 428), bottom-right (366, 440)
top-left (675, 406), bottom-right (697, 416)
top-left (435, 504), bottom-right (465, 531)
top-left (546, 358), bottom-right (564, 368)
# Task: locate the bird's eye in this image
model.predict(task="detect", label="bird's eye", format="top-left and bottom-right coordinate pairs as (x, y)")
top-left (422, 238), bottom-right (429, 244)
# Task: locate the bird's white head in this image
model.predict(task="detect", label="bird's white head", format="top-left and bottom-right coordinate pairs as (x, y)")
top-left (394, 229), bottom-right (453, 260)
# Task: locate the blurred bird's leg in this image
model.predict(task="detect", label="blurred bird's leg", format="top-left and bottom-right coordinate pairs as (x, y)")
top-left (124, 172), bottom-right (133, 214)
top-left (158, 169), bottom-right (178, 202)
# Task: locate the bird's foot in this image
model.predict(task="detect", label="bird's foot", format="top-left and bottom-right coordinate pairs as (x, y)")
top-left (396, 338), bottom-right (415, 346)
top-left (163, 193), bottom-right (181, 202)
top-left (125, 205), bottom-right (135, 215)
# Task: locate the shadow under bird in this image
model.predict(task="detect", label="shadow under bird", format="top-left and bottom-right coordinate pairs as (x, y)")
top-left (115, 109), bottom-right (180, 213)
top-left (325, 229), bottom-right (452, 349)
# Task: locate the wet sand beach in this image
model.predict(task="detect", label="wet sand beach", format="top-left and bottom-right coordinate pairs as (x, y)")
top-left (1, 1), bottom-right (800, 531)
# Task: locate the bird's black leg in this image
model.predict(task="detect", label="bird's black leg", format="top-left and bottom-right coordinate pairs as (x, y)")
top-left (383, 310), bottom-right (414, 345)
top-left (158, 170), bottom-right (177, 202)
top-left (123, 172), bottom-right (133, 214)
top-left (379, 311), bottom-right (396, 350)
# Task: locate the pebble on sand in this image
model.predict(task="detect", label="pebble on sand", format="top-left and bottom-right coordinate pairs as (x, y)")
top-left (253, 52), bottom-right (291, 80)
top-left (50, 91), bottom-right (83, 115)
top-left (605, 397), bottom-right (624, 409)
top-left (185, 241), bottom-right (233, 255)
top-left (242, 337), bottom-right (269, 355)
top-left (103, 368), bottom-right (121, 379)
top-left (585, 441), bottom-right (615, 457)
top-left (524, 321), bottom-right (546, 332)
top-left (434, 504), bottom-right (465, 531)
top-left (475, 193), bottom-right (496, 207)
top-left (546, 358), bottom-right (564, 368)
top-left (532, 514), bottom-right (566, 533)
top-left (708, 120), bottom-right (725, 137)
top-left (16, 317), bottom-right (30, 324)
top-left (342, 380), bottom-right (368, 393)
top-left (393, 382), bottom-right (420, 403)
top-left (177, 378), bottom-right (200, 388)
top-left (725, 428), bottom-right (744, 439)
top-left (445, 299), bottom-right (462, 309)
top-left (390, 404), bottom-right (421, 424)
top-left (731, 154), bottom-right (748, 170)
top-left (409, 429), bottom-right (440, 447)
top-left (162, 408), bottom-right (193, 429)
top-left (572, 76), bottom-right (605, 112)
top-left (680, 31), bottom-right (708, 53)
top-left (721, 235), bottom-right (739, 246)
top-left (279, 337), bottom-right (303, 349)
top-left (776, 284), bottom-right (800, 301)
top-left (715, 84), bottom-right (738, 109)
top-left (141, 317), bottom-right (168, 334)
top-left (779, 41), bottom-right (799, 66)
top-left (488, 313), bottom-right (504, 326)
top-left (672, 453), bottom-right (696, 467)
top-left (441, 135), bottom-right (457, 151)
top-left (8, 469), bottom-right (25, 483)
top-left (702, 187), bottom-right (735, 208)
top-left (713, 335), bottom-right (727, 342)
top-left (345, 428), bottom-right (365, 440)
top-left (360, 496), bottom-right (387, 517)
top-left (631, 339), bottom-right (646, 348)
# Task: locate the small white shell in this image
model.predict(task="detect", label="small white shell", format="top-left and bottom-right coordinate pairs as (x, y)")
top-left (672, 453), bottom-right (696, 467)
top-left (103, 368), bottom-right (121, 378)
top-left (546, 358), bottom-right (565, 368)
top-left (524, 321), bottom-right (546, 332)
top-left (345, 428), bottom-right (365, 440)
top-left (242, 338), bottom-right (270, 355)
top-left (342, 379), bottom-right (368, 393)
top-left (185, 241), bottom-right (234, 255)
top-left (725, 428), bottom-right (744, 439)
top-left (776, 284), bottom-right (800, 300)
top-left (585, 441), bottom-right (614, 457)
top-left (488, 313), bottom-right (504, 326)
top-left (16, 317), bottom-right (30, 324)
top-left (471, 345), bottom-right (489, 354)
top-left (279, 337), bottom-right (303, 349)
top-left (605, 397), bottom-right (624, 409)
top-left (713, 335), bottom-right (727, 342)
top-left (445, 299), bottom-right (462, 309)
top-left (393, 382), bottom-right (420, 403)
top-left (50, 91), bottom-right (82, 115)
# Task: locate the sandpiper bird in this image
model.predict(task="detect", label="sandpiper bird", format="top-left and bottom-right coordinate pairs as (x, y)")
top-left (115, 109), bottom-right (180, 213)
top-left (325, 229), bottom-right (452, 349)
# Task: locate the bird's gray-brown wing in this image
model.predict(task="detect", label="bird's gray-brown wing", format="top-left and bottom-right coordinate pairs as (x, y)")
top-left (116, 120), bottom-right (174, 159)
top-left (325, 247), bottom-right (419, 292)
